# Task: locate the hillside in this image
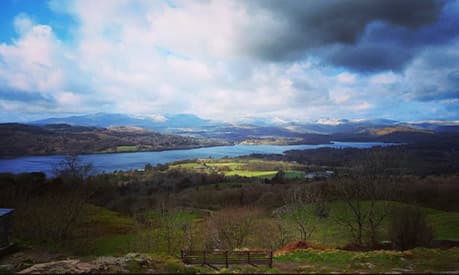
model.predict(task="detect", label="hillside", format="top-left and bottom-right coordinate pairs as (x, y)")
top-left (363, 126), bottom-right (433, 136)
top-left (0, 123), bottom-right (229, 157)
top-left (27, 113), bottom-right (459, 145)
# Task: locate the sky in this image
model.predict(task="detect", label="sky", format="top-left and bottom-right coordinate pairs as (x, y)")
top-left (0, 0), bottom-right (459, 123)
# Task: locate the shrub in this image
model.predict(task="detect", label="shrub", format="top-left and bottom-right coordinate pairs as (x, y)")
top-left (389, 205), bottom-right (433, 250)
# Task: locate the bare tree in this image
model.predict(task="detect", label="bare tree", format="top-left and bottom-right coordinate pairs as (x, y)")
top-left (156, 197), bottom-right (191, 255)
top-left (252, 218), bottom-right (292, 250)
top-left (207, 207), bottom-right (260, 250)
top-left (52, 155), bottom-right (96, 240)
top-left (332, 175), bottom-right (393, 247)
top-left (281, 183), bottom-right (328, 241)
top-left (275, 219), bottom-right (292, 248)
top-left (54, 155), bottom-right (95, 184)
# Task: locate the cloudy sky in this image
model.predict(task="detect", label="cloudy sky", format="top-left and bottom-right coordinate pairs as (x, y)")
top-left (0, 0), bottom-right (458, 123)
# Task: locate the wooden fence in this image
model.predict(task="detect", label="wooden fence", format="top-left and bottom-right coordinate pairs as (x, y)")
top-left (181, 250), bottom-right (273, 269)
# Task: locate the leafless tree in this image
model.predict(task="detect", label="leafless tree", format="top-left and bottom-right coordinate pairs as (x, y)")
top-left (206, 207), bottom-right (260, 250)
top-left (54, 154), bottom-right (95, 183)
top-left (281, 183), bottom-right (328, 241)
top-left (332, 175), bottom-right (393, 247)
top-left (251, 218), bottom-right (292, 250)
top-left (10, 156), bottom-right (95, 242)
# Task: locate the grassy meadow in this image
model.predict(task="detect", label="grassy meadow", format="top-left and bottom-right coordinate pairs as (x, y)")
top-left (169, 158), bottom-right (306, 179)
top-left (47, 199), bottom-right (459, 273)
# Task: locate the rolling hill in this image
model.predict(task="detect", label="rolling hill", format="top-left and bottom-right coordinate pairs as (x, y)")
top-left (0, 123), bottom-right (228, 157)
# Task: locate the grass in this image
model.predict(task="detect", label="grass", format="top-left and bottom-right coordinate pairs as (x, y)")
top-left (171, 160), bottom-right (243, 171)
top-left (80, 204), bottom-right (137, 235)
top-left (63, 199), bottom-right (459, 260)
top-left (61, 205), bottom-right (139, 256)
top-left (282, 200), bottom-right (459, 247)
top-left (275, 247), bottom-right (459, 273)
top-left (225, 170), bottom-right (278, 178)
top-left (284, 171), bottom-right (305, 179)
top-left (77, 233), bottom-right (139, 256)
top-left (14, 199), bottom-right (459, 273)
top-left (67, 207), bottom-right (207, 257)
top-left (169, 158), bottom-right (306, 179)
top-left (425, 208), bottom-right (459, 241)
top-left (115, 145), bottom-right (140, 152)
top-left (99, 145), bottom-right (155, 153)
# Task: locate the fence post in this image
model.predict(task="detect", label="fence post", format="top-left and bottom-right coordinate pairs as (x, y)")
top-left (225, 251), bottom-right (229, 268)
top-left (203, 251), bottom-right (206, 265)
top-left (269, 250), bottom-right (273, 268)
top-left (247, 251), bottom-right (251, 265)
top-left (181, 250), bottom-right (184, 262)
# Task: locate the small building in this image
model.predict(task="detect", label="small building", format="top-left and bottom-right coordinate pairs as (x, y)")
top-left (304, 170), bottom-right (335, 180)
top-left (0, 208), bottom-right (14, 250)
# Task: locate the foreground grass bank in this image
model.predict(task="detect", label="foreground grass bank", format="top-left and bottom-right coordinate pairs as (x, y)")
top-left (4, 248), bottom-right (458, 273)
top-left (275, 247), bottom-right (459, 273)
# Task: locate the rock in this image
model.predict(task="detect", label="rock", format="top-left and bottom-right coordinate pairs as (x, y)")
top-left (15, 253), bottom-right (163, 274)
top-left (18, 259), bottom-right (96, 274)
top-left (364, 262), bottom-right (376, 269)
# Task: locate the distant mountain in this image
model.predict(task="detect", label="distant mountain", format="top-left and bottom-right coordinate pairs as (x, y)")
top-left (31, 113), bottom-right (145, 128)
top-left (30, 113), bottom-right (223, 133)
top-left (359, 126), bottom-right (433, 136)
top-left (405, 121), bottom-right (459, 133)
top-left (28, 113), bottom-right (459, 145)
top-left (270, 119), bottom-right (399, 135)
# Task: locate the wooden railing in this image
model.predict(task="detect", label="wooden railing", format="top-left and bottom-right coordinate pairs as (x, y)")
top-left (181, 250), bottom-right (273, 268)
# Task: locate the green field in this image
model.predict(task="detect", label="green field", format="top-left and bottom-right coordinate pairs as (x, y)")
top-left (225, 170), bottom-right (278, 178)
top-left (116, 145), bottom-right (140, 152)
top-left (66, 205), bottom-right (203, 256)
top-left (281, 200), bottom-right (459, 246)
top-left (63, 200), bottom-right (459, 257)
top-left (170, 158), bottom-right (306, 179)
top-left (100, 145), bottom-right (142, 153)
top-left (17, 199), bottom-right (459, 273)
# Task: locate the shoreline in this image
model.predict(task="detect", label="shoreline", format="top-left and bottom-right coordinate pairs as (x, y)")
top-left (0, 140), bottom-right (342, 160)
top-left (0, 141), bottom-right (399, 176)
top-left (0, 143), bottom-right (234, 160)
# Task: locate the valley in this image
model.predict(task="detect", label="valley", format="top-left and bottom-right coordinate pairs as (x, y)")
top-left (1, 113), bottom-right (459, 274)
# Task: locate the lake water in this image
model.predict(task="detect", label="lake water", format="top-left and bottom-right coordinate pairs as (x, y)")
top-left (0, 141), bottom-right (396, 176)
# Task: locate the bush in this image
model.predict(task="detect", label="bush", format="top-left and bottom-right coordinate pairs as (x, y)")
top-left (389, 205), bottom-right (433, 250)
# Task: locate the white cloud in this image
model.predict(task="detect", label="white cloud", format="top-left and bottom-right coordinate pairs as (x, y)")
top-left (13, 13), bottom-right (34, 35)
top-left (336, 72), bottom-right (356, 84)
top-left (1, 1), bottom-right (457, 122)
top-left (350, 101), bottom-right (373, 111)
top-left (369, 72), bottom-right (399, 85)
top-left (0, 16), bottom-right (65, 95)
top-left (55, 91), bottom-right (81, 106)
top-left (329, 88), bottom-right (353, 104)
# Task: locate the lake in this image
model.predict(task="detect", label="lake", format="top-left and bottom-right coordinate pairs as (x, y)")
top-left (0, 141), bottom-right (396, 176)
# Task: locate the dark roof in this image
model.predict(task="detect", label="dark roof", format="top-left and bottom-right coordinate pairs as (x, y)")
top-left (0, 209), bottom-right (14, 217)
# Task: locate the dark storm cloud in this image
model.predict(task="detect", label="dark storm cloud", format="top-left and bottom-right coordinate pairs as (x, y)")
top-left (243, 0), bottom-right (448, 71)
top-left (321, 1), bottom-right (459, 72)
top-left (322, 44), bottom-right (415, 72)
